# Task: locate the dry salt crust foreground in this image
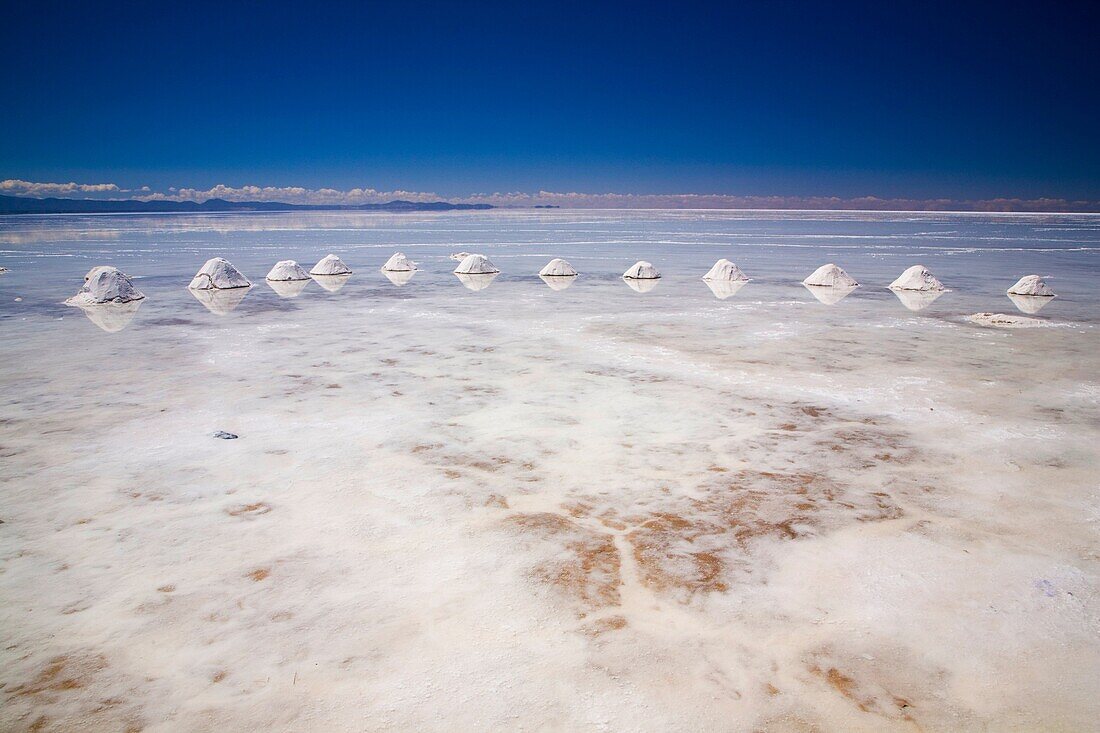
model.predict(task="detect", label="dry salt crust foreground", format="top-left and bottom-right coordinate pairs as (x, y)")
top-left (2, 283), bottom-right (1099, 733)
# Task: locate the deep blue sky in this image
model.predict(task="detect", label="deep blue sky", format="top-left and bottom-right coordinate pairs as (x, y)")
top-left (2, 0), bottom-right (1098, 200)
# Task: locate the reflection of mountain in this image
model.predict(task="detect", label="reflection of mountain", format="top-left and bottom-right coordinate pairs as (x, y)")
top-left (312, 274), bottom-right (351, 293)
top-left (73, 300), bottom-right (143, 332)
top-left (1007, 293), bottom-right (1052, 314)
top-left (0, 193), bottom-right (493, 215)
top-left (893, 289), bottom-right (943, 312)
top-left (190, 286), bottom-right (251, 314)
top-left (455, 272), bottom-right (499, 291)
top-left (803, 284), bottom-right (856, 305)
top-left (703, 279), bottom-right (747, 300)
top-left (624, 277), bottom-right (659, 293)
top-left (268, 278), bottom-right (311, 298)
top-left (382, 270), bottom-right (416, 287)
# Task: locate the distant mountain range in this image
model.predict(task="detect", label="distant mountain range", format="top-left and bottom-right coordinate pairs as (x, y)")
top-left (0, 194), bottom-right (494, 215)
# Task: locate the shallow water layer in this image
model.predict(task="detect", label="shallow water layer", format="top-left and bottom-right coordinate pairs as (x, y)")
top-left (1, 210), bottom-right (1099, 732)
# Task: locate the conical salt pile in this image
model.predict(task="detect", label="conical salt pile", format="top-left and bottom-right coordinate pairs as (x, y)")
top-left (266, 260), bottom-right (310, 281)
top-left (803, 263), bottom-right (858, 288)
top-left (623, 261), bottom-right (660, 279)
top-left (381, 252), bottom-right (417, 272)
top-left (702, 259), bottom-right (749, 282)
top-left (189, 257), bottom-right (251, 290)
top-left (454, 253), bottom-right (500, 274)
top-left (1007, 275), bottom-right (1055, 297)
top-left (889, 265), bottom-right (945, 292)
top-left (310, 254), bottom-right (352, 276)
top-left (539, 258), bottom-right (578, 277)
top-left (66, 266), bottom-right (145, 305)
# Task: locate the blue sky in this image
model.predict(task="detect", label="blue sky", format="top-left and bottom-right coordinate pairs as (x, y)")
top-left (2, 1), bottom-right (1098, 206)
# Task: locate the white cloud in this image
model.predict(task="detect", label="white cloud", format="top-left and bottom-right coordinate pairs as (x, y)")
top-left (2, 178), bottom-right (1095, 212)
top-left (0, 179), bottom-right (123, 196)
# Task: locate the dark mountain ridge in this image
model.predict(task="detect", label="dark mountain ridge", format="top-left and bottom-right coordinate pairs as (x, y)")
top-left (0, 195), bottom-right (494, 215)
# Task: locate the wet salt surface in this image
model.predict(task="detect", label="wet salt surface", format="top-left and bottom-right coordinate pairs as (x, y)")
top-left (1, 210), bottom-right (1099, 731)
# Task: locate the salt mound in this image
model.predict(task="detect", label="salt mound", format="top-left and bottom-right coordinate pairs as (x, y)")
top-left (312, 274), bottom-right (350, 293)
top-left (190, 286), bottom-right (250, 315)
top-left (455, 272), bottom-right (499, 291)
top-left (382, 269), bottom-right (416, 287)
top-left (310, 254), bottom-right (352, 276)
top-left (1007, 274), bottom-right (1055, 297)
top-left (266, 260), bottom-right (310, 281)
top-left (704, 279), bottom-right (747, 300)
top-left (1007, 293), bottom-right (1052, 315)
top-left (75, 300), bottom-right (143, 332)
top-left (803, 263), bottom-right (858, 288)
top-left (450, 251), bottom-right (473, 261)
top-left (623, 261), bottom-right (660, 279)
top-left (893, 289), bottom-right (943, 312)
top-left (624, 277), bottom-right (659, 293)
top-left (966, 312), bottom-right (1048, 329)
top-left (66, 265), bottom-right (145, 305)
top-left (267, 278), bottom-right (310, 298)
top-left (702, 259), bottom-right (749, 282)
top-left (539, 258), bottom-right (578, 277)
top-left (189, 257), bottom-right (251, 290)
top-left (540, 274), bottom-right (575, 291)
top-left (803, 283), bottom-right (856, 305)
top-left (889, 265), bottom-right (945, 292)
top-left (454, 254), bottom-right (500, 274)
top-left (382, 252), bottom-right (417, 272)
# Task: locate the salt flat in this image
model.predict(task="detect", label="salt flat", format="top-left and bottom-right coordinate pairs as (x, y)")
top-left (1, 210), bottom-right (1098, 731)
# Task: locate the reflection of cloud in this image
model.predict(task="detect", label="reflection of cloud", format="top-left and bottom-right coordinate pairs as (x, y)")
top-left (190, 286), bottom-right (251, 314)
top-left (72, 300), bottom-right (142, 332)
top-left (1007, 293), bottom-right (1053, 314)
top-left (893, 289), bottom-right (944, 312)
top-left (803, 284), bottom-right (856, 305)
top-left (455, 272), bottom-right (498, 291)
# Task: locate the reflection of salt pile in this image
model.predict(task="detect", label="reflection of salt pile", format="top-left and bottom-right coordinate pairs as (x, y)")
top-left (75, 300), bottom-right (143, 332)
top-left (455, 272), bottom-right (499, 291)
top-left (704, 279), bottom-right (747, 300)
top-left (66, 266), bottom-right (145, 305)
top-left (1007, 274), bottom-right (1055, 297)
top-left (381, 252), bottom-right (417, 272)
top-left (189, 257), bottom-right (251, 290)
top-left (454, 254), bottom-right (500, 274)
top-left (539, 258), bottom-right (578, 277)
top-left (623, 261), bottom-right (660, 279)
top-left (267, 278), bottom-right (311, 298)
top-left (310, 254), bottom-right (352, 275)
top-left (312, 274), bottom-right (351, 293)
top-left (624, 277), bottom-right (659, 293)
top-left (803, 263), bottom-right (858, 288)
top-left (803, 283), bottom-right (856, 305)
top-left (382, 270), bottom-right (416, 287)
top-left (540, 274), bottom-right (575, 291)
top-left (893, 289), bottom-right (943, 311)
top-left (966, 312), bottom-right (1048, 329)
top-left (1007, 293), bottom-right (1052, 314)
top-left (266, 260), bottom-right (310, 281)
top-left (190, 286), bottom-right (250, 315)
top-left (702, 259), bottom-right (749, 282)
top-left (889, 265), bottom-right (945, 291)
